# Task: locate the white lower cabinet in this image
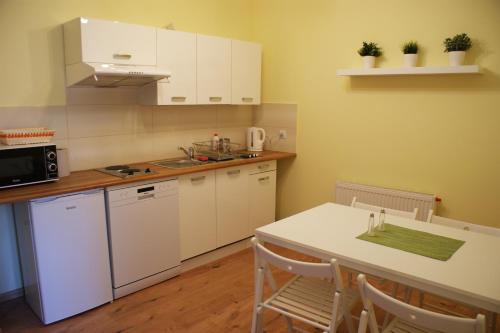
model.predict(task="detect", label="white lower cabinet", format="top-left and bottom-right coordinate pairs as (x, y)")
top-left (216, 165), bottom-right (249, 247)
top-left (179, 161), bottom-right (277, 260)
top-left (248, 170), bottom-right (277, 233)
top-left (178, 171), bottom-right (217, 260)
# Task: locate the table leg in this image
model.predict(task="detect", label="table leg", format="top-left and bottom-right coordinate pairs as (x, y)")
top-left (488, 312), bottom-right (497, 333)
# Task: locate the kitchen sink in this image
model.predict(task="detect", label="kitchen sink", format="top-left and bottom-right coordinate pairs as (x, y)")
top-left (150, 158), bottom-right (212, 169)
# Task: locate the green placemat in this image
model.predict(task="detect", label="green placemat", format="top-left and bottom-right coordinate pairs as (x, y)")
top-left (356, 223), bottom-right (465, 261)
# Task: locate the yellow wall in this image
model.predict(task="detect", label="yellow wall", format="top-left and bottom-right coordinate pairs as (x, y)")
top-left (253, 0), bottom-right (500, 227)
top-left (0, 0), bottom-right (253, 106)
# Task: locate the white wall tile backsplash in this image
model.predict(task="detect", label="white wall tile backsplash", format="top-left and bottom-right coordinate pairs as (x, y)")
top-left (152, 105), bottom-right (217, 132)
top-left (0, 87), bottom-right (296, 171)
top-left (216, 105), bottom-right (254, 127)
top-left (67, 105), bottom-right (153, 138)
top-left (254, 103), bottom-right (297, 128)
top-left (254, 103), bottom-right (297, 153)
top-left (68, 133), bottom-right (154, 170)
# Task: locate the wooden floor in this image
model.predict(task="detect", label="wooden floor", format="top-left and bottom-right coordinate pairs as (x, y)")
top-left (0, 246), bottom-right (498, 333)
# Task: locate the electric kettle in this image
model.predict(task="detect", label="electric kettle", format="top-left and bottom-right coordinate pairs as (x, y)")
top-left (246, 127), bottom-right (266, 152)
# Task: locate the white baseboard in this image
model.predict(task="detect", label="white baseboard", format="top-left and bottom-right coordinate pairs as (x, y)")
top-left (0, 287), bottom-right (23, 303)
top-left (180, 237), bottom-right (252, 273)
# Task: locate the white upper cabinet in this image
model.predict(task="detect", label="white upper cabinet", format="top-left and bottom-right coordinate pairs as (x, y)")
top-left (141, 29), bottom-right (197, 105)
top-left (64, 17), bottom-right (156, 66)
top-left (196, 34), bottom-right (231, 105)
top-left (231, 40), bottom-right (261, 105)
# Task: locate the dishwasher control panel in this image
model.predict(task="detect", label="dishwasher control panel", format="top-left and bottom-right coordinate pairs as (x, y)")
top-left (107, 179), bottom-right (178, 204)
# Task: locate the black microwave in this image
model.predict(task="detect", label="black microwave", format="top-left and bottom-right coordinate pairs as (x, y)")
top-left (0, 144), bottom-right (59, 189)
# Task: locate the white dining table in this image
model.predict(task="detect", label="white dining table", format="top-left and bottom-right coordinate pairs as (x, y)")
top-left (255, 202), bottom-right (500, 315)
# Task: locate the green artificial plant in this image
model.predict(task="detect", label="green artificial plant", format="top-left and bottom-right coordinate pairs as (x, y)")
top-left (402, 41), bottom-right (419, 54)
top-left (357, 42), bottom-right (383, 57)
top-left (443, 33), bottom-right (472, 52)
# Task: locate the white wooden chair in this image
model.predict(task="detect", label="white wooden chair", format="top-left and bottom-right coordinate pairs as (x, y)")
top-left (250, 237), bottom-right (358, 333)
top-left (430, 215), bottom-right (500, 236)
top-left (351, 196), bottom-right (419, 220)
top-left (356, 274), bottom-right (486, 333)
top-left (420, 215), bottom-right (500, 332)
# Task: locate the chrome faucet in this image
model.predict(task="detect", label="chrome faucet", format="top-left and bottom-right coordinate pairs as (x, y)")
top-left (178, 146), bottom-right (195, 160)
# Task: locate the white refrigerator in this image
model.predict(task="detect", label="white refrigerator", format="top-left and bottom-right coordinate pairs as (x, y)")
top-left (14, 189), bottom-right (113, 324)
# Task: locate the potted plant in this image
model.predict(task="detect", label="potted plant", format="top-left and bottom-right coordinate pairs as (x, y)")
top-left (357, 42), bottom-right (382, 69)
top-left (402, 41), bottom-right (418, 67)
top-left (443, 33), bottom-right (472, 66)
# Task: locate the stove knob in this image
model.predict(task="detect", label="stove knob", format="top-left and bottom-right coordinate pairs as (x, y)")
top-left (46, 151), bottom-right (57, 161)
top-left (47, 163), bottom-right (58, 172)
top-left (145, 168), bottom-right (151, 173)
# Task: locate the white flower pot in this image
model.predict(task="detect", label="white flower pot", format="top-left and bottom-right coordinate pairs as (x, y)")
top-left (448, 51), bottom-right (465, 66)
top-left (403, 54), bottom-right (418, 67)
top-left (362, 56), bottom-right (376, 69)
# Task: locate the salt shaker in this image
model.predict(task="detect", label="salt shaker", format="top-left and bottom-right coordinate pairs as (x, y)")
top-left (378, 209), bottom-right (386, 231)
top-left (368, 213), bottom-right (375, 236)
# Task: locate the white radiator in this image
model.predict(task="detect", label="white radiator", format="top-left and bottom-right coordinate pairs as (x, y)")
top-left (335, 181), bottom-right (437, 221)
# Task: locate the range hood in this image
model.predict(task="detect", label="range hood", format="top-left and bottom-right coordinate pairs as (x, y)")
top-left (65, 62), bottom-right (171, 88)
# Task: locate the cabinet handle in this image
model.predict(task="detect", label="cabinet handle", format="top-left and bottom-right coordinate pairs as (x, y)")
top-left (171, 96), bottom-right (187, 102)
top-left (227, 170), bottom-right (241, 175)
top-left (258, 176), bottom-right (270, 182)
top-left (258, 164), bottom-right (269, 170)
top-left (191, 176), bottom-right (205, 182)
top-left (209, 97), bottom-right (222, 102)
top-left (241, 97), bottom-right (254, 103)
top-left (113, 53), bottom-right (132, 59)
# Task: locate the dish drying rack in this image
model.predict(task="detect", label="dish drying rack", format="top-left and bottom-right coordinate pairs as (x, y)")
top-left (0, 127), bottom-right (55, 145)
top-left (193, 141), bottom-right (241, 161)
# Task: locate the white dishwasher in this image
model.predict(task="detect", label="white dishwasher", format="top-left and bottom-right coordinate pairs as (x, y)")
top-left (106, 179), bottom-right (180, 299)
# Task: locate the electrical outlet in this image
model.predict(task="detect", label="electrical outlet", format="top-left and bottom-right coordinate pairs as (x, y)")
top-left (279, 129), bottom-right (287, 140)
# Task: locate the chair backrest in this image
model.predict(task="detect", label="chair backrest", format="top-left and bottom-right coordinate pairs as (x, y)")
top-left (431, 215), bottom-right (500, 237)
top-left (251, 238), bottom-right (343, 286)
top-left (426, 209), bottom-right (434, 222)
top-left (357, 274), bottom-right (486, 333)
top-left (351, 196), bottom-right (418, 220)
top-left (351, 196), bottom-right (382, 212)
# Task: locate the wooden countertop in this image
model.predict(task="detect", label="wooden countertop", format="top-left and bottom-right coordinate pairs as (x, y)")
top-left (0, 151), bottom-right (296, 204)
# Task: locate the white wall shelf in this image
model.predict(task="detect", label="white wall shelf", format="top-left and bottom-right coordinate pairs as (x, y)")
top-left (336, 65), bottom-right (480, 77)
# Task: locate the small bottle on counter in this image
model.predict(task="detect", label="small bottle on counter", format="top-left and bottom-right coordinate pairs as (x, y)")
top-left (368, 213), bottom-right (375, 236)
top-left (212, 133), bottom-right (220, 151)
top-left (223, 138), bottom-right (231, 153)
top-left (378, 209), bottom-right (386, 231)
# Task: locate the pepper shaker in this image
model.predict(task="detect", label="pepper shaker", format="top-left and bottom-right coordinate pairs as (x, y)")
top-left (368, 213), bottom-right (375, 236)
top-left (378, 209), bottom-right (386, 231)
